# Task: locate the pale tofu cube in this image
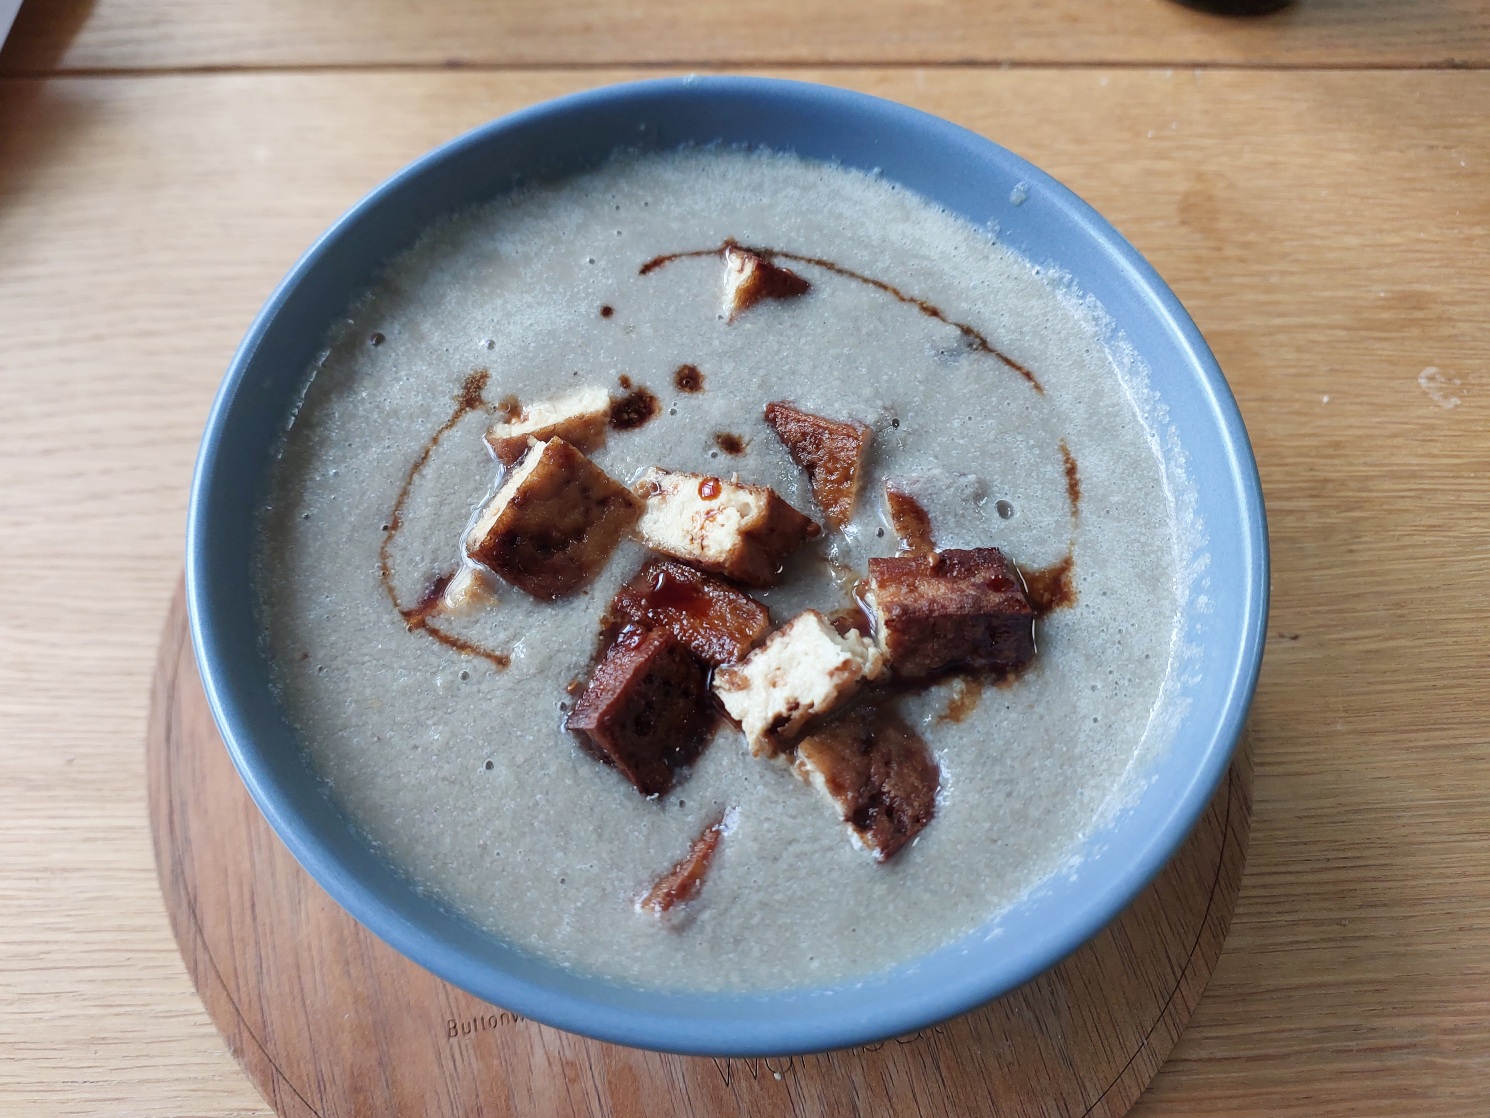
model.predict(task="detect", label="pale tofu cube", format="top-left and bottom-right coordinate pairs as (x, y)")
top-left (484, 385), bottom-right (611, 467)
top-left (633, 467), bottom-right (818, 588)
top-left (712, 610), bottom-right (885, 757)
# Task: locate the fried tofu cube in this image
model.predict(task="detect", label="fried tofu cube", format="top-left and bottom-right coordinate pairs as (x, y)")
top-left (722, 244), bottom-right (810, 321)
top-left (636, 807), bottom-right (738, 921)
top-left (566, 628), bottom-right (712, 796)
top-left (764, 402), bottom-right (874, 530)
top-left (882, 480), bottom-right (935, 554)
top-left (610, 559), bottom-right (771, 667)
top-left (712, 610), bottom-right (885, 758)
top-left (633, 467), bottom-right (819, 588)
top-left (465, 437), bottom-right (640, 601)
top-left (861, 548), bottom-right (1035, 679)
top-left (484, 386), bottom-right (610, 467)
top-left (794, 705), bottom-right (939, 862)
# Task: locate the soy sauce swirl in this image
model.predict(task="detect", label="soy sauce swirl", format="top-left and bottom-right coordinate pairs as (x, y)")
top-left (640, 240), bottom-right (1043, 393)
top-left (377, 369), bottom-right (511, 669)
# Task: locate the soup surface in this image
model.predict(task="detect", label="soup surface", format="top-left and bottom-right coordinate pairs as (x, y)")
top-left (258, 147), bottom-right (1186, 992)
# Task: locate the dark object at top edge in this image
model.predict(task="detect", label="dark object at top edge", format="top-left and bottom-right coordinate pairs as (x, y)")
top-left (1169, 0), bottom-right (1291, 15)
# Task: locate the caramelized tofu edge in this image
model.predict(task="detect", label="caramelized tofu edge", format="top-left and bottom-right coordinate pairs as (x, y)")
top-left (565, 627), bottom-right (713, 797)
top-left (861, 547), bottom-right (1035, 679)
top-left (610, 558), bottom-right (772, 667)
top-left (764, 401), bottom-right (874, 530)
top-left (793, 705), bottom-right (939, 862)
top-left (722, 244), bottom-right (811, 321)
top-left (465, 437), bottom-right (641, 601)
top-left (636, 806), bottom-right (739, 924)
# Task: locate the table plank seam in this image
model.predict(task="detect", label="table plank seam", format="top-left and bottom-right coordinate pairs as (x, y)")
top-left (2, 58), bottom-right (1488, 80)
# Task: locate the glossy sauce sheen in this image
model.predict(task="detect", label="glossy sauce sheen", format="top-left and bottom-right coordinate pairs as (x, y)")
top-left (608, 558), bottom-right (770, 668)
top-left (257, 149), bottom-right (1187, 993)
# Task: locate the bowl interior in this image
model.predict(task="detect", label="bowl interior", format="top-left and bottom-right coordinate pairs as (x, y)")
top-left (188, 76), bottom-right (1267, 1057)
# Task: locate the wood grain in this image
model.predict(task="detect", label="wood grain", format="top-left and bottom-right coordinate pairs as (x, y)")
top-left (1, 0), bottom-right (1488, 73)
top-left (146, 586), bottom-right (1252, 1118)
top-left (0, 67), bottom-right (1487, 1116)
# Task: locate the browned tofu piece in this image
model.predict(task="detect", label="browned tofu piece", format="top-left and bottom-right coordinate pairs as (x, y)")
top-left (882, 481), bottom-right (935, 554)
top-left (636, 807), bottom-right (738, 920)
top-left (633, 467), bottom-right (819, 588)
top-left (483, 386), bottom-right (610, 467)
top-left (794, 705), bottom-right (939, 862)
top-left (465, 437), bottom-right (640, 601)
top-left (566, 628), bottom-right (712, 796)
top-left (861, 548), bottom-right (1035, 679)
top-left (763, 402), bottom-right (874, 530)
top-left (610, 559), bottom-right (771, 667)
top-left (722, 244), bottom-right (810, 320)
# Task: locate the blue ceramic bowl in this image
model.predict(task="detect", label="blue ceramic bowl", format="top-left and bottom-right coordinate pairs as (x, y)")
top-left (187, 77), bottom-right (1268, 1057)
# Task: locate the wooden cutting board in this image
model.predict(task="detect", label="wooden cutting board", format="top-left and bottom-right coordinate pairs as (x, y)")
top-left (147, 584), bottom-right (1252, 1118)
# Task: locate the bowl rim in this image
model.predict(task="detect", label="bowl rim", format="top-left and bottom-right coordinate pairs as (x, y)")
top-left (187, 74), bottom-right (1269, 1057)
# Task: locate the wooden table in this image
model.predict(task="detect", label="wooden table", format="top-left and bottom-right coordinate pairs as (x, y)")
top-left (1, 1), bottom-right (1487, 1114)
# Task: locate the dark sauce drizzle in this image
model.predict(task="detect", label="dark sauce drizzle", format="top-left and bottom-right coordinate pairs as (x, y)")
top-left (610, 385), bottom-right (659, 430)
top-left (642, 563), bottom-right (712, 614)
top-left (713, 432), bottom-right (747, 456)
top-left (640, 240), bottom-right (1042, 393)
top-left (1019, 553), bottom-right (1076, 618)
top-left (828, 607), bottom-right (872, 639)
top-left (493, 393), bottom-right (522, 423)
top-left (1018, 440), bottom-right (1080, 616)
top-left (937, 677), bottom-right (985, 724)
top-left (406, 570), bottom-right (456, 623)
top-left (1059, 439), bottom-right (1081, 519)
top-left (673, 364), bottom-right (705, 393)
top-left (861, 479), bottom-right (1077, 723)
top-left (377, 368), bottom-right (511, 669)
top-left (641, 241), bottom-right (1075, 627)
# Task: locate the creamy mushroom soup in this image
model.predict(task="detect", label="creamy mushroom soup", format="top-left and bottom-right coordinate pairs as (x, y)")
top-left (256, 147), bottom-right (1188, 992)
